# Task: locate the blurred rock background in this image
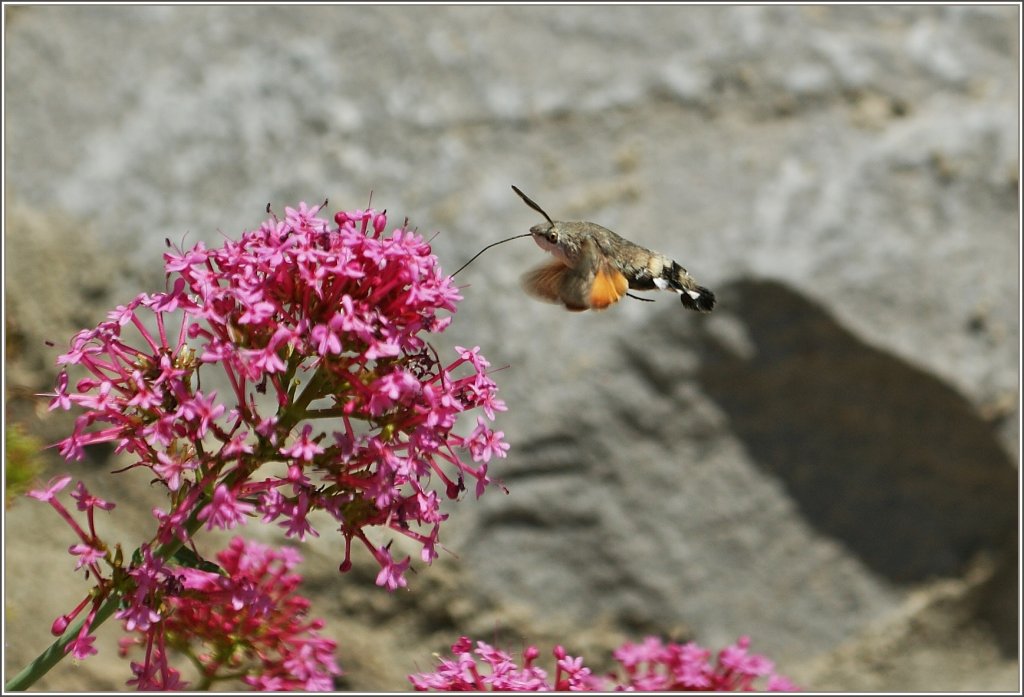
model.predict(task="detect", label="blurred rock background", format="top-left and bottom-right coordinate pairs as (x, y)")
top-left (3, 5), bottom-right (1018, 691)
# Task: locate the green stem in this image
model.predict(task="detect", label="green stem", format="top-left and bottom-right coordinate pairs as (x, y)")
top-left (279, 366), bottom-right (332, 431)
top-left (302, 406), bottom-right (366, 420)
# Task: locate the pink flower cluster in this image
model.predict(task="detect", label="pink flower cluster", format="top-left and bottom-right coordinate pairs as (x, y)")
top-left (38, 201), bottom-right (507, 688)
top-left (409, 635), bottom-right (798, 692)
top-left (118, 537), bottom-right (340, 691)
top-left (609, 635), bottom-right (798, 691)
top-left (409, 636), bottom-right (602, 691)
top-left (50, 201), bottom-right (505, 586)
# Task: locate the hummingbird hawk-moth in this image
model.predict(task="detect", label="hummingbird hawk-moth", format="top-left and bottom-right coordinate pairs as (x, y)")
top-left (509, 186), bottom-right (716, 313)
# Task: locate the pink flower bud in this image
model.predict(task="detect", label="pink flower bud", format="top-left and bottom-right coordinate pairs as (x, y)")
top-left (51, 615), bottom-right (70, 636)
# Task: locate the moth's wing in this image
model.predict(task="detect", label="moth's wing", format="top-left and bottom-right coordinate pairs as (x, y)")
top-left (574, 236), bottom-right (628, 310)
top-left (588, 260), bottom-right (629, 310)
top-left (521, 238), bottom-right (629, 312)
top-left (521, 260), bottom-right (591, 312)
top-left (521, 260), bottom-right (571, 305)
top-left (555, 246), bottom-right (629, 310)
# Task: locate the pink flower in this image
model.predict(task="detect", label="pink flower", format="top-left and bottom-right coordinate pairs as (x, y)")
top-left (197, 484), bottom-right (255, 531)
top-left (310, 321), bottom-right (343, 355)
top-left (467, 417), bottom-right (510, 463)
top-left (115, 546), bottom-right (168, 633)
top-left (368, 368), bottom-right (422, 415)
top-left (67, 633), bottom-right (98, 660)
top-left (768, 674), bottom-right (800, 691)
top-left (70, 480), bottom-right (115, 512)
top-left (374, 546), bottom-right (411, 591)
top-left (68, 542), bottom-right (105, 571)
top-left (176, 390), bottom-right (225, 438)
top-left (152, 451), bottom-right (197, 492)
top-left (48, 370), bottom-right (72, 411)
top-left (27, 475), bottom-right (72, 502)
top-left (556, 652), bottom-right (595, 690)
top-left (280, 424), bottom-right (324, 462)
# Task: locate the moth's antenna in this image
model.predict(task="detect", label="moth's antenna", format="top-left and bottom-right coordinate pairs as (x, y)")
top-left (451, 186), bottom-right (553, 278)
top-left (451, 234), bottom-right (532, 278)
top-left (511, 185), bottom-right (554, 225)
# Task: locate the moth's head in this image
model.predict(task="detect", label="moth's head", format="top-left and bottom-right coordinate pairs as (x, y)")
top-left (530, 223), bottom-right (560, 253)
top-left (513, 185), bottom-right (562, 253)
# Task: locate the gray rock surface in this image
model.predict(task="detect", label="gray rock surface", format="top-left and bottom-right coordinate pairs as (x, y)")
top-left (4, 5), bottom-right (1018, 691)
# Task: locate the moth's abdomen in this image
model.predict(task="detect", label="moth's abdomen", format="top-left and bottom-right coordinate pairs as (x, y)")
top-left (626, 257), bottom-right (716, 312)
top-left (621, 253), bottom-right (670, 291)
top-left (665, 261), bottom-right (715, 312)
top-left (678, 284), bottom-right (716, 312)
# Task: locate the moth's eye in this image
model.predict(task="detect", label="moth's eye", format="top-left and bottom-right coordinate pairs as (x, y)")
top-left (546, 230), bottom-right (558, 243)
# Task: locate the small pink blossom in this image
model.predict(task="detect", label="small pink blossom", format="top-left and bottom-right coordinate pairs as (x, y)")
top-left (67, 633), bottom-right (98, 661)
top-left (152, 451), bottom-right (197, 492)
top-left (68, 542), bottom-right (105, 571)
top-left (197, 484), bottom-right (255, 531)
top-left (177, 390), bottom-right (225, 438)
top-left (280, 424), bottom-right (324, 462)
top-left (27, 475), bottom-right (72, 502)
top-left (467, 417), bottom-right (510, 463)
top-left (374, 546), bottom-right (411, 591)
top-left (48, 370), bottom-right (72, 411)
top-left (70, 480), bottom-right (115, 512)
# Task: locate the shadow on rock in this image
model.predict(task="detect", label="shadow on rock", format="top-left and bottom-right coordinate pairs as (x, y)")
top-left (688, 279), bottom-right (1016, 598)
